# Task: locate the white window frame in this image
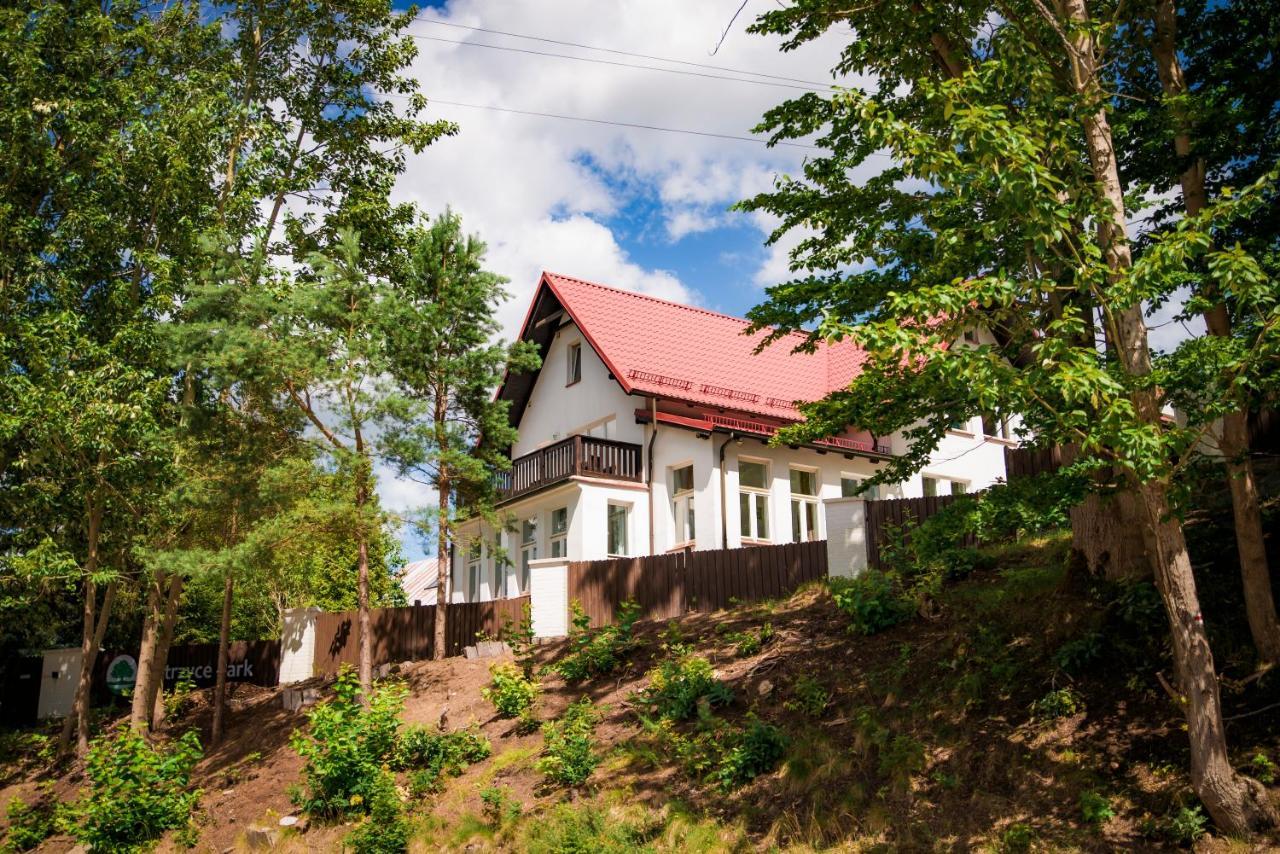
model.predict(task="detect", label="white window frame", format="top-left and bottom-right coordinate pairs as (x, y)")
top-left (841, 473), bottom-right (879, 500)
top-left (950, 479), bottom-right (969, 496)
top-left (550, 507), bottom-right (568, 558)
top-left (670, 463), bottom-right (695, 548)
top-left (738, 458), bottom-right (771, 544)
top-left (492, 533), bottom-right (504, 599)
top-left (466, 540), bottom-right (482, 602)
top-left (922, 475), bottom-right (940, 498)
top-left (789, 466), bottom-right (820, 543)
top-left (607, 502), bottom-right (630, 557)
top-left (566, 341), bottom-right (582, 386)
top-left (519, 518), bottom-right (537, 595)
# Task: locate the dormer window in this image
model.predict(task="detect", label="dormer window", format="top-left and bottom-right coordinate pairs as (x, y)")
top-left (566, 342), bottom-right (582, 386)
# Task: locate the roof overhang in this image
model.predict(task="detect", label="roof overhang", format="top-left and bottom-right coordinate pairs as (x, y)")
top-left (635, 408), bottom-right (894, 462)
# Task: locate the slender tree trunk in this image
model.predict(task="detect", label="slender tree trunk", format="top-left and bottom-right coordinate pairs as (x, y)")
top-left (354, 450), bottom-right (373, 693)
top-left (211, 569), bottom-right (234, 746)
top-left (1054, 0), bottom-right (1277, 832)
top-left (433, 392), bottom-right (450, 661)
top-left (1149, 0), bottom-right (1280, 663)
top-left (130, 573), bottom-right (164, 729)
top-left (58, 497), bottom-right (107, 757)
top-left (148, 574), bottom-right (184, 728)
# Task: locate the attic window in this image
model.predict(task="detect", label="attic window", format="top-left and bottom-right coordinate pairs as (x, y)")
top-left (567, 342), bottom-right (582, 386)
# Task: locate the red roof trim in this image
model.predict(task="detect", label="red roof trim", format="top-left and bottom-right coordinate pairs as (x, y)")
top-left (540, 272), bottom-right (636, 396)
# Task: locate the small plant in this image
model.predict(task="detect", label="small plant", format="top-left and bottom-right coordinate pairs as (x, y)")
top-left (1163, 804), bottom-right (1207, 844)
top-left (394, 725), bottom-right (491, 792)
top-left (1079, 790), bottom-right (1114, 825)
top-left (554, 600), bottom-right (643, 683)
top-left (289, 667), bottom-right (406, 818)
top-left (728, 623), bottom-right (776, 657)
top-left (480, 785), bottom-right (523, 829)
top-left (712, 717), bottom-right (786, 791)
top-left (70, 729), bottom-right (203, 853)
top-left (1053, 632), bottom-right (1105, 675)
top-left (829, 570), bottom-right (913, 635)
top-left (4, 787), bottom-right (58, 852)
top-left (877, 734), bottom-right (926, 788)
top-left (784, 675), bottom-right (830, 718)
top-left (1249, 751), bottom-right (1275, 784)
top-left (482, 662), bottom-right (540, 718)
top-left (344, 772), bottom-right (410, 854)
top-left (1030, 686), bottom-right (1083, 721)
top-left (638, 650), bottom-right (732, 721)
top-left (999, 822), bottom-right (1035, 853)
top-left (537, 697), bottom-right (599, 787)
top-left (501, 602), bottom-right (538, 679)
top-left (163, 670), bottom-right (199, 720)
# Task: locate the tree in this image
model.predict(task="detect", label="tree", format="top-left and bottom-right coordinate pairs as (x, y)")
top-left (382, 211), bottom-right (540, 659)
top-left (740, 0), bottom-right (1278, 834)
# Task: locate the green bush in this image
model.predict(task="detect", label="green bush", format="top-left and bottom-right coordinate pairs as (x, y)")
top-left (554, 600), bottom-right (643, 683)
top-left (638, 650), bottom-right (732, 721)
top-left (393, 725), bottom-right (491, 792)
top-left (712, 717), bottom-right (786, 791)
top-left (519, 801), bottom-right (653, 853)
top-left (727, 623), bottom-right (775, 657)
top-left (999, 822), bottom-right (1035, 853)
top-left (1030, 686), bottom-right (1084, 721)
top-left (4, 787), bottom-right (58, 852)
top-left (501, 603), bottom-right (538, 679)
top-left (1053, 632), bottom-right (1105, 675)
top-left (482, 662), bottom-right (539, 718)
top-left (70, 729), bottom-right (203, 853)
top-left (480, 785), bottom-right (523, 829)
top-left (829, 571), bottom-right (913, 635)
top-left (289, 667), bottom-right (405, 818)
top-left (537, 697), bottom-right (599, 787)
top-left (343, 772), bottom-right (410, 854)
top-left (1250, 751), bottom-right (1276, 785)
top-left (1079, 790), bottom-right (1115, 825)
top-left (163, 670), bottom-right (198, 720)
top-left (784, 675), bottom-right (830, 718)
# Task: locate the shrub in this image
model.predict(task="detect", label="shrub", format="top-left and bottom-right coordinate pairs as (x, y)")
top-left (482, 662), bottom-right (539, 718)
top-left (163, 670), bottom-right (198, 720)
top-left (999, 822), bottom-right (1035, 853)
top-left (1079, 790), bottom-right (1115, 825)
top-left (784, 675), bottom-right (830, 718)
top-left (1030, 686), bottom-right (1084, 721)
top-left (519, 801), bottom-right (652, 853)
top-left (537, 697), bottom-right (599, 787)
top-left (4, 787), bottom-right (58, 852)
top-left (344, 773), bottom-right (410, 854)
top-left (1250, 751), bottom-right (1276, 785)
top-left (394, 725), bottom-right (491, 792)
top-left (501, 603), bottom-right (538, 679)
top-left (289, 667), bottom-right (405, 818)
top-left (829, 571), bottom-right (913, 635)
top-left (1053, 632), bottom-right (1105, 675)
top-left (70, 729), bottom-right (203, 853)
top-left (1163, 805), bottom-right (1207, 844)
top-left (638, 650), bottom-right (732, 721)
top-left (728, 623), bottom-right (775, 657)
top-left (480, 785), bottom-right (523, 829)
top-left (712, 717), bottom-right (786, 791)
top-left (554, 600), bottom-right (642, 683)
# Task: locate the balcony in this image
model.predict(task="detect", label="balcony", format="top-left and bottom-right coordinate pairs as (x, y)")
top-left (497, 435), bottom-right (644, 504)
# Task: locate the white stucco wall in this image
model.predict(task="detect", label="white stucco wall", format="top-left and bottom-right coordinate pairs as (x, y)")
top-left (512, 321), bottom-right (641, 457)
top-left (888, 416), bottom-right (1016, 498)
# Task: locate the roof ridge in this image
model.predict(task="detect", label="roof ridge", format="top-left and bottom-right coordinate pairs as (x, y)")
top-left (543, 271), bottom-right (810, 341)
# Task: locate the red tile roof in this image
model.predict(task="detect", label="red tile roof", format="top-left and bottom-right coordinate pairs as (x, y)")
top-left (534, 272), bottom-right (869, 421)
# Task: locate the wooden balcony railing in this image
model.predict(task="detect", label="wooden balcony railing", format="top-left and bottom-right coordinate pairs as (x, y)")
top-left (497, 435), bottom-right (643, 503)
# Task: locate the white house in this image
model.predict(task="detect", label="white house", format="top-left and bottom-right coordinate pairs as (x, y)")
top-left (449, 272), bottom-right (1017, 602)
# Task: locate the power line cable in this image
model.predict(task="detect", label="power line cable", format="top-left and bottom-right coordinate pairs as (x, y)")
top-left (408, 16), bottom-right (831, 88)
top-left (407, 33), bottom-right (830, 93)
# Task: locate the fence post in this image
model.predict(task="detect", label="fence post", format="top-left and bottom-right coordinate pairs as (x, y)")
top-left (528, 557), bottom-right (570, 639)
top-left (823, 497), bottom-right (868, 579)
top-left (279, 607), bottom-right (321, 684)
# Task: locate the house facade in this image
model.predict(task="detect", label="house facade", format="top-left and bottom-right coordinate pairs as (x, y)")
top-left (449, 272), bottom-right (1016, 603)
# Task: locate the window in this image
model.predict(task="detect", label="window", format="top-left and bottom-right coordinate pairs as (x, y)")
top-left (607, 503), bottom-right (629, 556)
top-left (738, 460), bottom-right (770, 542)
top-left (922, 475), bottom-right (939, 498)
top-left (466, 540), bottom-right (482, 601)
top-left (566, 342), bottom-right (582, 385)
top-left (671, 464), bottom-right (695, 546)
top-left (981, 411), bottom-right (1011, 440)
top-left (841, 475), bottom-right (879, 500)
top-left (585, 417), bottom-right (615, 440)
top-left (923, 475), bottom-right (966, 497)
top-left (550, 507), bottom-right (568, 558)
top-left (951, 480), bottom-right (968, 496)
top-left (790, 468), bottom-right (820, 542)
top-left (519, 518), bottom-right (537, 595)
top-left (493, 533), bottom-right (504, 598)
top-left (949, 415), bottom-right (970, 432)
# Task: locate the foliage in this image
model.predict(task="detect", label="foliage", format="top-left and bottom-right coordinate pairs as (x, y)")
top-left (999, 822), bottom-right (1035, 853)
top-left (289, 668), bottom-right (405, 818)
top-left (3, 787), bottom-right (58, 853)
top-left (343, 772), bottom-right (410, 854)
top-left (1079, 790), bottom-right (1115, 825)
top-left (518, 801), bottom-right (654, 853)
top-left (727, 623), bottom-right (776, 657)
top-left (784, 675), bottom-right (831, 718)
top-left (70, 729), bottom-right (203, 853)
top-left (501, 603), bottom-right (538, 679)
top-left (480, 786), bottom-right (523, 830)
top-left (393, 725), bottom-right (491, 792)
top-left (1249, 752), bottom-right (1275, 785)
top-left (1053, 632), bottom-right (1106, 676)
top-left (1030, 687), bottom-right (1084, 721)
top-left (637, 649), bottom-right (732, 722)
top-left (554, 600), bottom-right (642, 683)
top-left (829, 571), bottom-right (913, 635)
top-left (711, 717), bottom-right (787, 791)
top-left (163, 671), bottom-right (198, 720)
top-left (641, 715), bottom-right (785, 793)
top-left (537, 697), bottom-right (600, 787)
top-left (1163, 805), bottom-right (1208, 844)
top-left (482, 662), bottom-right (539, 719)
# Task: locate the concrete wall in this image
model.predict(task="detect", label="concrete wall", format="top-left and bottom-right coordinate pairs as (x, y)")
top-left (512, 321), bottom-right (641, 457)
top-left (824, 497), bottom-right (868, 579)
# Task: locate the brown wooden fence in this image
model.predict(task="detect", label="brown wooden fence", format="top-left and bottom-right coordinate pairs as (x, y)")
top-left (312, 597), bottom-right (530, 677)
top-left (1004, 444), bottom-right (1074, 480)
top-left (567, 540), bottom-right (828, 628)
top-left (865, 494), bottom-right (975, 570)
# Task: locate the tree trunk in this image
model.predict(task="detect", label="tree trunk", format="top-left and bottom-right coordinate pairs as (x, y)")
top-left (58, 497), bottom-right (107, 758)
top-left (433, 470), bottom-right (450, 661)
top-left (354, 452), bottom-right (373, 693)
top-left (148, 574), bottom-right (184, 728)
top-left (1149, 0), bottom-right (1280, 664)
top-left (211, 569), bottom-right (234, 746)
top-left (1054, 0), bottom-right (1276, 832)
top-left (130, 573), bottom-right (165, 729)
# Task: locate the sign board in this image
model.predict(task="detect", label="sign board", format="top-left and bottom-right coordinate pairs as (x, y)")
top-left (105, 654), bottom-right (137, 696)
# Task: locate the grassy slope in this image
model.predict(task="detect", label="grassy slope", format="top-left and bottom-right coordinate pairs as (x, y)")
top-left (4, 524), bottom-right (1280, 852)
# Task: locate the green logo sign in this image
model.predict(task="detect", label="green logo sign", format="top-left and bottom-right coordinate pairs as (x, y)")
top-left (105, 654), bottom-right (137, 696)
